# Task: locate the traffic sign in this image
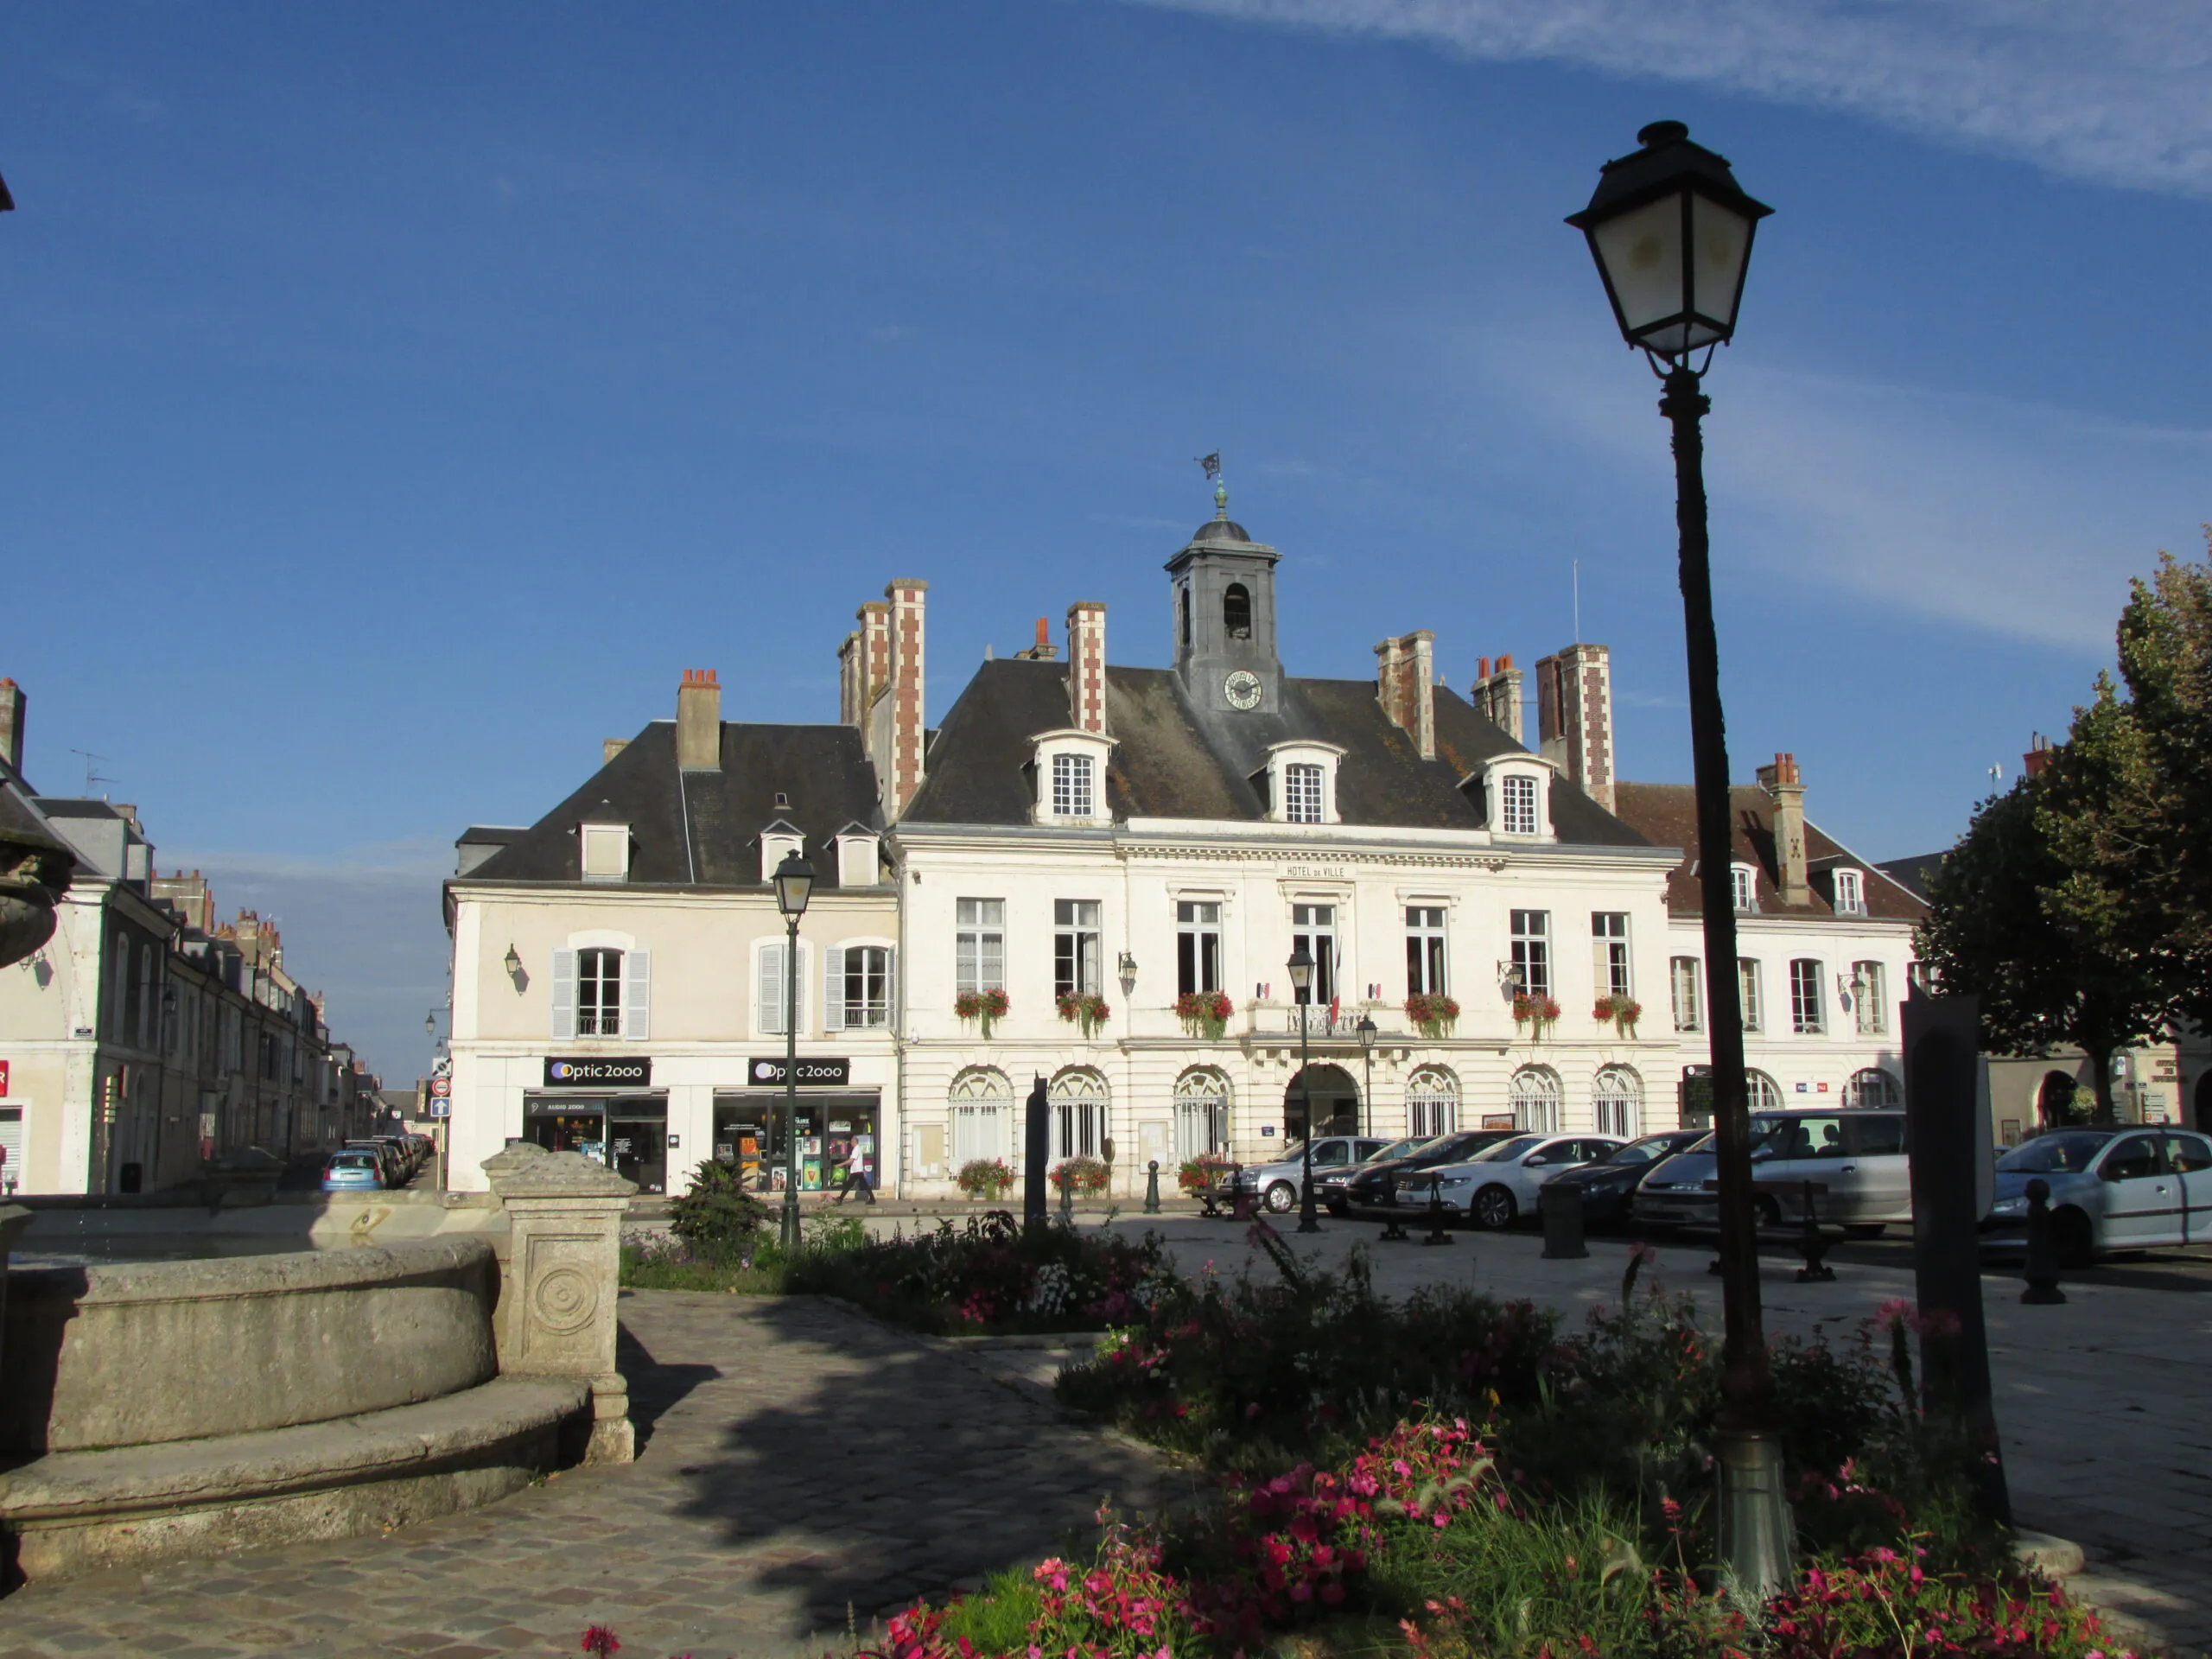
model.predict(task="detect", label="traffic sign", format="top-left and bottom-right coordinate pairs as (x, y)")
top-left (429, 1100), bottom-right (451, 1120)
top-left (430, 1076), bottom-right (452, 1098)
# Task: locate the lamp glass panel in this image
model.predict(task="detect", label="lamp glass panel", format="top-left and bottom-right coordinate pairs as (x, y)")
top-left (1689, 191), bottom-right (1754, 336)
top-left (1590, 194), bottom-right (1685, 345)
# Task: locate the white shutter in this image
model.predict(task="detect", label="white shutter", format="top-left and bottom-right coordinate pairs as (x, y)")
top-left (622, 950), bottom-right (652, 1040)
top-left (791, 942), bottom-right (805, 1033)
top-left (883, 948), bottom-right (896, 1028)
top-left (823, 947), bottom-right (846, 1032)
top-left (757, 942), bottom-right (785, 1036)
top-left (550, 950), bottom-right (578, 1040)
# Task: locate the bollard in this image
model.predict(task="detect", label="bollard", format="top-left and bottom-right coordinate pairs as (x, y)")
top-left (1422, 1174), bottom-right (1456, 1247)
top-left (1539, 1182), bottom-right (1587, 1260)
top-left (1143, 1159), bottom-right (1161, 1216)
top-left (2021, 1178), bottom-right (2065, 1305)
top-left (1795, 1179), bottom-right (1835, 1283)
top-left (1059, 1175), bottom-right (1075, 1224)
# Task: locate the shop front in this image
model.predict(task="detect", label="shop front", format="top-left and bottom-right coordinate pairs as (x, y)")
top-left (529, 1056), bottom-right (669, 1193)
top-left (713, 1056), bottom-right (876, 1193)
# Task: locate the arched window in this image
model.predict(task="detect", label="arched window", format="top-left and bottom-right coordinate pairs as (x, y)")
top-left (1746, 1070), bottom-right (1783, 1111)
top-left (1510, 1066), bottom-right (1562, 1135)
top-left (1845, 1067), bottom-right (1901, 1109)
top-left (1224, 582), bottom-right (1252, 639)
top-left (1173, 1068), bottom-right (1229, 1159)
top-left (1592, 1065), bottom-right (1642, 1139)
top-left (950, 1067), bottom-right (1011, 1166)
top-left (1050, 1068), bottom-right (1109, 1162)
top-left (1406, 1065), bottom-right (1459, 1139)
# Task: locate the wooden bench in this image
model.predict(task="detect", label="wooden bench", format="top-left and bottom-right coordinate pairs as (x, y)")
top-left (1700, 1177), bottom-right (1841, 1282)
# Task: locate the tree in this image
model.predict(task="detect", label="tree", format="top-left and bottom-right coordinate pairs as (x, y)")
top-left (1919, 760), bottom-right (2173, 1123)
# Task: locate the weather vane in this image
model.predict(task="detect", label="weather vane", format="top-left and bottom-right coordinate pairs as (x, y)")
top-left (1197, 452), bottom-right (1226, 519)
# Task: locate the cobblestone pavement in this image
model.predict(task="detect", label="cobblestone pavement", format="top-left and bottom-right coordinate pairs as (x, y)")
top-left (0, 1294), bottom-right (1179, 1659)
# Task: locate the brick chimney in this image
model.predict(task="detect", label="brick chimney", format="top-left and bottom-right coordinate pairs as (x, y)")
top-left (883, 579), bottom-right (928, 818)
top-left (1757, 753), bottom-right (1810, 906)
top-left (0, 677), bottom-right (22, 773)
top-left (1374, 631), bottom-right (1435, 760)
top-left (676, 669), bottom-right (722, 771)
top-left (1471, 654), bottom-right (1525, 746)
top-left (2024, 732), bottom-right (2056, 777)
top-left (1535, 643), bottom-right (1615, 811)
top-left (840, 601), bottom-right (892, 727)
top-left (1066, 602), bottom-right (1108, 734)
top-left (1014, 618), bottom-right (1058, 662)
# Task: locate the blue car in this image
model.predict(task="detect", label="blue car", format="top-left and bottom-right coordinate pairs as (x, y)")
top-left (1982, 1126), bottom-right (2212, 1267)
top-left (321, 1149), bottom-right (385, 1193)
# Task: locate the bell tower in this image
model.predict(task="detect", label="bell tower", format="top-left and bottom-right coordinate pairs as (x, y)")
top-left (1166, 475), bottom-right (1284, 715)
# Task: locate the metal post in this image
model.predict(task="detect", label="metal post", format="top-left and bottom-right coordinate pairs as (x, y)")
top-left (780, 912), bottom-right (802, 1253)
top-left (1144, 1159), bottom-right (1161, 1215)
top-left (2022, 1179), bottom-right (2065, 1304)
top-left (1296, 1007), bottom-right (1319, 1234)
top-left (1662, 364), bottom-right (1789, 1599)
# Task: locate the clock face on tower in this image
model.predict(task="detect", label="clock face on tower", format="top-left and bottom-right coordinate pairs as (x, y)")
top-left (1224, 670), bottom-right (1263, 710)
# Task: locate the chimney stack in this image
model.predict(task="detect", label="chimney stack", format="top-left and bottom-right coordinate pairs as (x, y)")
top-left (1471, 654), bottom-right (1525, 746)
top-left (603, 738), bottom-right (629, 765)
top-left (1535, 643), bottom-right (1615, 811)
top-left (1757, 753), bottom-right (1810, 906)
top-left (1066, 602), bottom-right (1108, 734)
top-left (1374, 631), bottom-right (1436, 760)
top-left (840, 601), bottom-right (893, 727)
top-left (676, 669), bottom-right (722, 771)
top-left (2023, 732), bottom-right (2056, 777)
top-left (1014, 618), bottom-right (1058, 661)
top-left (0, 678), bottom-right (22, 773)
top-left (882, 579), bottom-right (929, 818)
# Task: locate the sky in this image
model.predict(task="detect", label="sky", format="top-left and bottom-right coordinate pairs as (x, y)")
top-left (4, 1), bottom-right (2208, 1082)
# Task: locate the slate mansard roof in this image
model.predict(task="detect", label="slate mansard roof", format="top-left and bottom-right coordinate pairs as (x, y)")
top-left (901, 659), bottom-right (1649, 846)
top-left (459, 720), bottom-right (884, 888)
top-left (1610, 783), bottom-right (1928, 923)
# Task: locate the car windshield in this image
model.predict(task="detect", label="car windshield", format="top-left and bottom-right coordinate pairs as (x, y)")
top-left (1369, 1138), bottom-right (1421, 1162)
top-left (1998, 1133), bottom-right (2115, 1174)
top-left (1473, 1135), bottom-right (1543, 1163)
top-left (1606, 1135), bottom-right (1681, 1166)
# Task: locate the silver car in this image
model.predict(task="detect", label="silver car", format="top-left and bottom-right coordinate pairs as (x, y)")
top-left (1982, 1127), bottom-right (2212, 1266)
top-left (1632, 1109), bottom-right (1910, 1233)
top-left (1231, 1135), bottom-right (1389, 1213)
top-left (1398, 1134), bottom-right (1623, 1230)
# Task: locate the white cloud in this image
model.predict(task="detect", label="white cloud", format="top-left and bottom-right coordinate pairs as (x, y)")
top-left (1132, 0), bottom-right (2212, 196)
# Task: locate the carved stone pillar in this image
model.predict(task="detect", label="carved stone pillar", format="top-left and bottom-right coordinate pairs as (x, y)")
top-left (481, 1143), bottom-right (636, 1465)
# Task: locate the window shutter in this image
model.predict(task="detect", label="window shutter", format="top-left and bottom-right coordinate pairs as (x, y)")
top-left (622, 950), bottom-right (652, 1040)
top-left (757, 942), bottom-right (785, 1035)
top-left (883, 948), bottom-right (896, 1027)
top-left (791, 942), bottom-right (805, 1033)
top-left (823, 947), bottom-right (846, 1032)
top-left (550, 950), bottom-right (578, 1040)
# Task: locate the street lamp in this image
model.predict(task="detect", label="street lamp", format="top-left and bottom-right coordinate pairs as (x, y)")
top-left (1286, 945), bottom-right (1320, 1234)
top-left (1355, 1014), bottom-right (1377, 1140)
top-left (773, 848), bottom-right (817, 1251)
top-left (1568, 120), bottom-right (1785, 1597)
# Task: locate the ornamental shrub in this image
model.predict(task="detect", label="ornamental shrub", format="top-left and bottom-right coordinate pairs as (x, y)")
top-left (665, 1159), bottom-right (770, 1263)
top-left (1177, 1153), bottom-right (1231, 1192)
top-left (1049, 1155), bottom-right (1111, 1196)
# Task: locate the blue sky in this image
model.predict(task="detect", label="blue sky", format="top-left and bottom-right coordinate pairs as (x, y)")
top-left (5, 2), bottom-right (2208, 1080)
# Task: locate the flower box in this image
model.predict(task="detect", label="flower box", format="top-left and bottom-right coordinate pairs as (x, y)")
top-left (1174, 989), bottom-right (1233, 1039)
top-left (1511, 992), bottom-right (1560, 1041)
top-left (1593, 993), bottom-right (1642, 1037)
top-left (1055, 990), bottom-right (1112, 1038)
top-left (954, 988), bottom-right (1009, 1038)
top-left (1403, 991), bottom-right (1459, 1039)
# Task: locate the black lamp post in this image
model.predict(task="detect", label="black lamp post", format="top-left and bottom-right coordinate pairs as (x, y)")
top-left (1356, 1014), bottom-right (1377, 1140)
top-left (1567, 119), bottom-right (1787, 1599)
top-left (773, 849), bottom-right (817, 1251)
top-left (1287, 945), bottom-right (1320, 1234)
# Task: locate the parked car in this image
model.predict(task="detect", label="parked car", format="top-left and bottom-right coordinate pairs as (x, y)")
top-left (1632, 1109), bottom-right (1911, 1233)
top-left (1981, 1127), bottom-right (2212, 1266)
top-left (1539, 1128), bottom-right (1712, 1225)
top-left (346, 1139), bottom-right (404, 1186)
top-left (321, 1149), bottom-right (386, 1192)
top-left (1321, 1136), bottom-right (1423, 1215)
top-left (1230, 1135), bottom-right (1390, 1212)
top-left (1402, 1134), bottom-right (1624, 1229)
top-left (1338, 1129), bottom-right (1522, 1211)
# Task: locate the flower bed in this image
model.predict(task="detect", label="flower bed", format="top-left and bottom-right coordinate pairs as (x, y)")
top-left (955, 1157), bottom-right (1015, 1200)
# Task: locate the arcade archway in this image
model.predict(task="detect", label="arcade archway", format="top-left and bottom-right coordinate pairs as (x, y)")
top-left (1285, 1064), bottom-right (1360, 1141)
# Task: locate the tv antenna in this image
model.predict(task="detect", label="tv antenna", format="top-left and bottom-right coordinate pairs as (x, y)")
top-left (68, 749), bottom-right (113, 795)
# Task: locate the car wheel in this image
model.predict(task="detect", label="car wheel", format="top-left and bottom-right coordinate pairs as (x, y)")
top-left (1753, 1194), bottom-right (1782, 1230)
top-left (1264, 1179), bottom-right (1297, 1214)
top-left (1471, 1185), bottom-right (1516, 1230)
top-left (2052, 1208), bottom-right (2094, 1269)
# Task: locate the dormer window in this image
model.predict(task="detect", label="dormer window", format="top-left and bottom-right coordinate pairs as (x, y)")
top-left (1732, 864), bottom-right (1758, 912)
top-left (580, 823), bottom-right (630, 882)
top-left (1833, 868), bottom-right (1866, 915)
top-left (760, 823), bottom-right (804, 883)
top-left (1030, 729), bottom-right (1116, 827)
top-left (1052, 753), bottom-right (1095, 817)
top-left (1478, 755), bottom-right (1555, 841)
top-left (1224, 582), bottom-right (1252, 639)
top-left (835, 824), bottom-right (881, 888)
top-left (1262, 741), bottom-right (1345, 826)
